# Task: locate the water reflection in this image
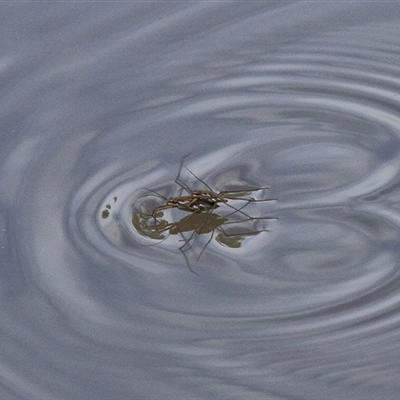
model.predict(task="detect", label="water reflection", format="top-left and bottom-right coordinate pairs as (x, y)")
top-left (132, 204), bottom-right (272, 273)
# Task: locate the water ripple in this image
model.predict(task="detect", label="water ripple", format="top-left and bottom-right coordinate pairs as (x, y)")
top-left (2, 2), bottom-right (400, 399)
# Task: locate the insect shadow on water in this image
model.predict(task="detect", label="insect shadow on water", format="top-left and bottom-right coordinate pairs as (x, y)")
top-left (132, 155), bottom-right (277, 273)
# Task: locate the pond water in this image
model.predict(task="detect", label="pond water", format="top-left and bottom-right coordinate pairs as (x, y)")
top-left (1, 3), bottom-right (400, 399)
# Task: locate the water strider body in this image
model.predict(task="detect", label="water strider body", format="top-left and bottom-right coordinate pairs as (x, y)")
top-left (151, 155), bottom-right (274, 220)
top-left (151, 189), bottom-right (226, 218)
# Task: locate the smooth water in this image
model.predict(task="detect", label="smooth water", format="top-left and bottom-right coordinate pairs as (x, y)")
top-left (1, 3), bottom-right (400, 399)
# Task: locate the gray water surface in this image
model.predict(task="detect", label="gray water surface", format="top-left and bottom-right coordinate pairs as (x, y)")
top-left (1, 3), bottom-right (400, 399)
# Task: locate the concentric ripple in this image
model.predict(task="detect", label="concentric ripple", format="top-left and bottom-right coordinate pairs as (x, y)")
top-left (2, 2), bottom-right (400, 399)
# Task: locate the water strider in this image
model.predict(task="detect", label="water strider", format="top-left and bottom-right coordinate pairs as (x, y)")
top-left (151, 155), bottom-right (276, 220)
top-left (133, 155), bottom-right (277, 273)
